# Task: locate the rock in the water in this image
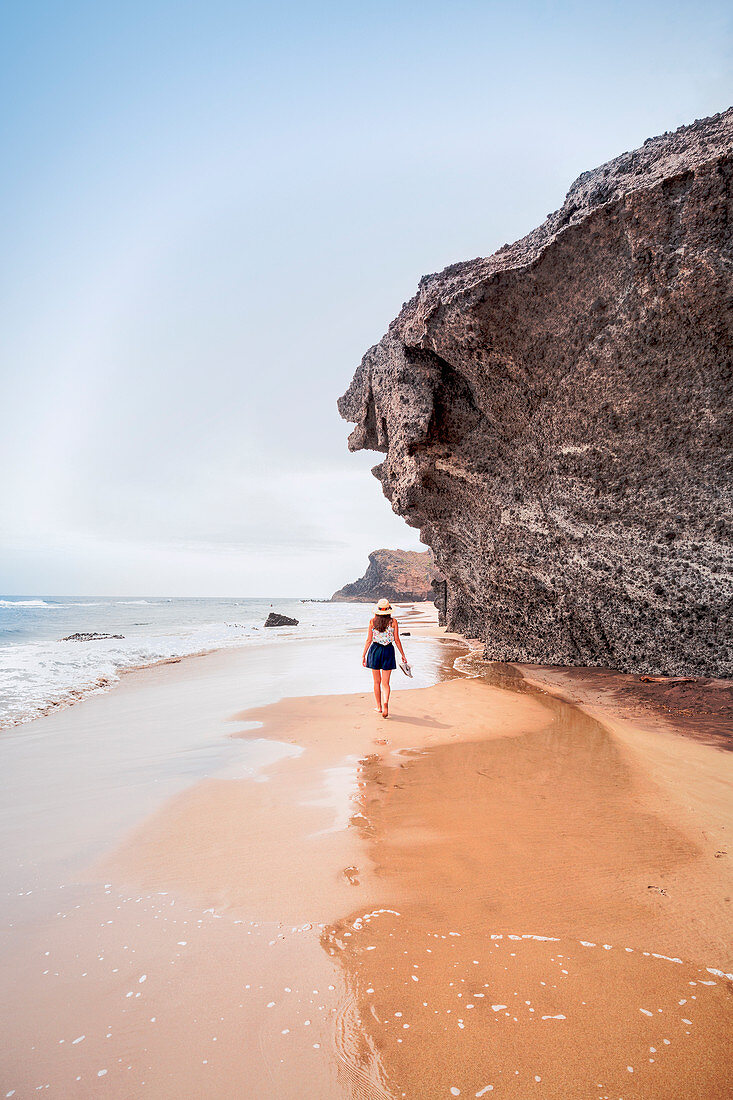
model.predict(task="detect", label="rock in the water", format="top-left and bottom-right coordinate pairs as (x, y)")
top-left (339, 109), bottom-right (733, 677)
top-left (331, 548), bottom-right (439, 602)
top-left (61, 632), bottom-right (124, 641)
top-left (264, 612), bottom-right (299, 627)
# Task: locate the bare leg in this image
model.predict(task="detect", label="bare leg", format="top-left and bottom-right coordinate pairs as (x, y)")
top-left (380, 670), bottom-right (392, 717)
top-left (371, 670), bottom-right (382, 710)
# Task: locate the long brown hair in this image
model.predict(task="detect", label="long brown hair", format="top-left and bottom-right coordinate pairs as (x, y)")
top-left (374, 613), bottom-right (392, 632)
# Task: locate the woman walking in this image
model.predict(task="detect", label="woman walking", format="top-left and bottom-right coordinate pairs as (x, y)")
top-left (362, 598), bottom-right (407, 718)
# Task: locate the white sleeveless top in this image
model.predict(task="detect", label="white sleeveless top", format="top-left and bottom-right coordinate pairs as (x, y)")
top-left (372, 621), bottom-right (395, 645)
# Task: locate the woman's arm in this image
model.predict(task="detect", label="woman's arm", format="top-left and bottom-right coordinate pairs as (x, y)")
top-left (362, 620), bottom-right (374, 666)
top-left (393, 619), bottom-right (406, 660)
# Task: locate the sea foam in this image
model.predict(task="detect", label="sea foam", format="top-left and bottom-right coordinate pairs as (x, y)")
top-left (0, 597), bottom-right (371, 728)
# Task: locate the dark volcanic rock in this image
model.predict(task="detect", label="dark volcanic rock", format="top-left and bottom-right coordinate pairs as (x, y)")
top-left (264, 612), bottom-right (299, 627)
top-left (431, 578), bottom-right (448, 626)
top-left (339, 109), bottom-right (733, 677)
top-left (331, 548), bottom-right (439, 602)
top-left (61, 632), bottom-right (124, 641)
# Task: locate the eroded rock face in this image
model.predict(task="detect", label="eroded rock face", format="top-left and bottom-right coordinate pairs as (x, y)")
top-left (331, 548), bottom-right (438, 602)
top-left (339, 109), bottom-right (733, 676)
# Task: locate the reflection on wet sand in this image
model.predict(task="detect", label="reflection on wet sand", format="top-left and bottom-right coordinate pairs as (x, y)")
top-left (23, 632), bottom-right (728, 1098)
top-left (323, 671), bottom-right (733, 1099)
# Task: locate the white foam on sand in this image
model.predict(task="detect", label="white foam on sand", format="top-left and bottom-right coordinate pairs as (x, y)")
top-left (0, 624), bottom-right (291, 728)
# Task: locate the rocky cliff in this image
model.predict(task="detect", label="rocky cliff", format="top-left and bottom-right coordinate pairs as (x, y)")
top-left (339, 109), bottom-right (733, 677)
top-left (331, 549), bottom-right (438, 602)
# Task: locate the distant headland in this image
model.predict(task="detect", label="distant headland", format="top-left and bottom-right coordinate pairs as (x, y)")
top-left (330, 548), bottom-right (439, 603)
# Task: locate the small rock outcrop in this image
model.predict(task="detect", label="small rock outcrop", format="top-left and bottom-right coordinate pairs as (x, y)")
top-left (339, 109), bottom-right (733, 677)
top-left (331, 548), bottom-right (439, 602)
top-left (61, 632), bottom-right (124, 641)
top-left (264, 612), bottom-right (299, 627)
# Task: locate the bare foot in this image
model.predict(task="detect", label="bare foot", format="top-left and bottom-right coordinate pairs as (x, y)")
top-left (382, 708), bottom-right (389, 719)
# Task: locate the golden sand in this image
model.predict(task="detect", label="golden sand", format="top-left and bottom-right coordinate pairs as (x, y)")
top-left (2, 606), bottom-right (731, 1097)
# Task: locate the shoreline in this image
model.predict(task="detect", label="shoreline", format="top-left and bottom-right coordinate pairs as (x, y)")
top-left (1, 644), bottom-right (225, 731)
top-left (1, 607), bottom-right (732, 1097)
top-left (0, 602), bottom-right (458, 890)
top-left (0, 599), bottom-right (439, 732)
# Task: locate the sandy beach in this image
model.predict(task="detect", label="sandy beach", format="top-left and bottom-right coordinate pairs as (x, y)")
top-left (1, 603), bottom-right (731, 1098)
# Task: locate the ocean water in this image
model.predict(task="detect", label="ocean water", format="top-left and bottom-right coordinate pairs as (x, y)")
top-left (0, 596), bottom-right (374, 729)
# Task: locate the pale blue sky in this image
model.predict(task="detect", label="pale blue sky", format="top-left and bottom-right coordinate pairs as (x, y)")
top-left (1, 0), bottom-right (730, 595)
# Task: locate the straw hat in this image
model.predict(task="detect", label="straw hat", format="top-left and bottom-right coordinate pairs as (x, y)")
top-left (373, 598), bottom-right (393, 616)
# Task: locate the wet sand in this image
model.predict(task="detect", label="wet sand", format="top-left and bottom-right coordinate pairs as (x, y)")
top-left (1, 606), bottom-right (732, 1097)
top-left (515, 663), bottom-right (733, 750)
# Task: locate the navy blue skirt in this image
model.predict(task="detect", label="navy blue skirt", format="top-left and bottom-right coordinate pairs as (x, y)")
top-left (366, 641), bottom-right (396, 670)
